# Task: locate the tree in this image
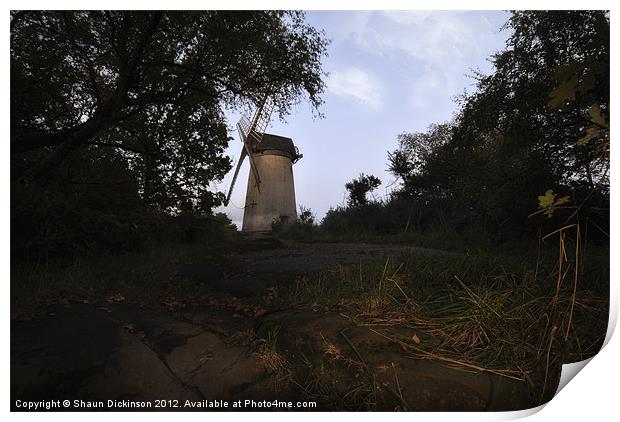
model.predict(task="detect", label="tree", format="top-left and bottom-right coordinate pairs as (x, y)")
top-left (11, 11), bottom-right (328, 212)
top-left (386, 11), bottom-right (609, 234)
top-left (387, 123), bottom-right (452, 199)
top-left (345, 173), bottom-right (381, 208)
top-left (456, 11), bottom-right (609, 189)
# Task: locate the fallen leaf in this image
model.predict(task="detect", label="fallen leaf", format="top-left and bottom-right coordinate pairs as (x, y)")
top-left (106, 293), bottom-right (126, 303)
top-left (412, 334), bottom-right (420, 344)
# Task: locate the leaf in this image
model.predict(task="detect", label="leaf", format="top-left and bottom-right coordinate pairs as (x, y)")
top-left (536, 189), bottom-right (571, 218)
top-left (588, 104), bottom-right (608, 128)
top-left (554, 196), bottom-right (571, 207)
top-left (578, 127), bottom-right (600, 145)
top-left (537, 189), bottom-right (556, 209)
top-left (106, 293), bottom-right (126, 303)
top-left (552, 63), bottom-right (580, 82)
top-left (548, 74), bottom-right (578, 109)
top-left (411, 334), bottom-right (420, 344)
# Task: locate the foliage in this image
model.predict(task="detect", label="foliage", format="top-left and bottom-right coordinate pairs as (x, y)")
top-left (11, 148), bottom-right (152, 262)
top-left (11, 11), bottom-right (328, 258)
top-left (11, 11), bottom-right (327, 207)
top-left (532, 190), bottom-right (571, 219)
top-left (11, 148), bottom-right (238, 262)
top-left (387, 123), bottom-right (452, 199)
top-left (345, 173), bottom-right (382, 208)
top-left (272, 206), bottom-right (319, 240)
top-left (298, 205), bottom-right (316, 226)
top-left (381, 11), bottom-right (609, 238)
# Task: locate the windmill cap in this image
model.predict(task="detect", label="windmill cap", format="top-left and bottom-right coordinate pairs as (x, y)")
top-left (254, 133), bottom-right (301, 161)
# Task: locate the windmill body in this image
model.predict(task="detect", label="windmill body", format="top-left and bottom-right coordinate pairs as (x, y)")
top-left (242, 133), bottom-right (301, 231)
top-left (225, 96), bottom-right (303, 232)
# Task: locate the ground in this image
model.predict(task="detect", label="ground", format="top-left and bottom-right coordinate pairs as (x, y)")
top-left (11, 240), bottom-right (565, 411)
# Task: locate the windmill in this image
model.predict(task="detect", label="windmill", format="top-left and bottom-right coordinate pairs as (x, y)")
top-left (225, 95), bottom-right (303, 232)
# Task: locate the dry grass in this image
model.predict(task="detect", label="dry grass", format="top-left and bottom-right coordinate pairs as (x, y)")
top-left (272, 230), bottom-right (608, 404)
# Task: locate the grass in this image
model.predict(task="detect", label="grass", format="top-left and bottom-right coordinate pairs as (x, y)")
top-left (273, 220), bottom-right (566, 259)
top-left (268, 233), bottom-right (609, 404)
top-left (10, 238), bottom-right (238, 319)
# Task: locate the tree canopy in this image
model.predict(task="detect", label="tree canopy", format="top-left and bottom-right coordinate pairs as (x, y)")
top-left (345, 173), bottom-right (382, 208)
top-left (11, 10), bottom-right (328, 211)
top-left (10, 11), bottom-right (328, 258)
top-left (386, 10), bottom-right (609, 235)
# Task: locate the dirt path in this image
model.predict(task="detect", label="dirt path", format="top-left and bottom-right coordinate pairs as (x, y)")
top-left (229, 241), bottom-right (451, 273)
top-left (175, 241), bottom-right (454, 297)
top-left (11, 241), bottom-right (537, 411)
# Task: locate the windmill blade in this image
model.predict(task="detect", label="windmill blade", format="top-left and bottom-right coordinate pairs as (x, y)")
top-left (249, 95), bottom-right (269, 134)
top-left (246, 149), bottom-right (261, 190)
top-left (237, 116), bottom-right (251, 141)
top-left (225, 146), bottom-right (248, 205)
top-left (229, 94), bottom-right (274, 199)
top-left (246, 94), bottom-right (276, 145)
top-left (253, 95), bottom-right (275, 136)
top-left (237, 119), bottom-right (261, 192)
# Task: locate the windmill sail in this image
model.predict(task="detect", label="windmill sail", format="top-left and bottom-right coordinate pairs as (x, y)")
top-left (224, 94), bottom-right (275, 205)
top-left (225, 146), bottom-right (247, 205)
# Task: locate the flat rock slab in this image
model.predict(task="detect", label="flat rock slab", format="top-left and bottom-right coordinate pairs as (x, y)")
top-left (10, 304), bottom-right (269, 408)
top-left (174, 306), bottom-right (254, 335)
top-left (82, 330), bottom-right (202, 402)
top-left (12, 303), bottom-right (536, 411)
top-left (167, 331), bottom-right (268, 400)
top-left (11, 305), bottom-right (121, 400)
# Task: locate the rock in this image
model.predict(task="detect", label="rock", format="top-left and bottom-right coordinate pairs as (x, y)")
top-left (11, 305), bottom-right (121, 400)
top-left (176, 306), bottom-right (254, 335)
top-left (82, 331), bottom-right (202, 401)
top-left (108, 304), bottom-right (203, 354)
top-left (166, 331), bottom-right (268, 400)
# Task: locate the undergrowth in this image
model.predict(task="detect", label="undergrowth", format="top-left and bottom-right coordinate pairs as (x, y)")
top-left (269, 232), bottom-right (609, 404)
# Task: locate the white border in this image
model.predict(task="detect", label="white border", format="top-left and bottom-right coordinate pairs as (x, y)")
top-left (3, 1), bottom-right (617, 421)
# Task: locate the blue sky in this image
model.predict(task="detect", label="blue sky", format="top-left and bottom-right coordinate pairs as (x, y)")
top-left (214, 10), bottom-right (512, 227)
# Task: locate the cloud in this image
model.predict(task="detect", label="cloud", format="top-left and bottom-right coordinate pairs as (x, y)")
top-left (340, 11), bottom-right (506, 68)
top-left (327, 67), bottom-right (383, 110)
top-left (315, 11), bottom-right (508, 113)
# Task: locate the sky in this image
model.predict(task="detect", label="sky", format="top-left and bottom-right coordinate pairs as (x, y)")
top-left (214, 10), bottom-right (512, 228)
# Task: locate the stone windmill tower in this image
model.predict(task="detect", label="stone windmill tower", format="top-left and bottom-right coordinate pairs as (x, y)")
top-left (225, 96), bottom-right (302, 232)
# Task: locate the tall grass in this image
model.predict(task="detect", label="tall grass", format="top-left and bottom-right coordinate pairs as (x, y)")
top-left (270, 236), bottom-right (608, 404)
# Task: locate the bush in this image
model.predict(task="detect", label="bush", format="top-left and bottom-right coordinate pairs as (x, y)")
top-left (322, 199), bottom-right (424, 236)
top-left (272, 206), bottom-right (320, 240)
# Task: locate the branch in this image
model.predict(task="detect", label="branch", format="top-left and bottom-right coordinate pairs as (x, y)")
top-left (88, 141), bottom-right (155, 156)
